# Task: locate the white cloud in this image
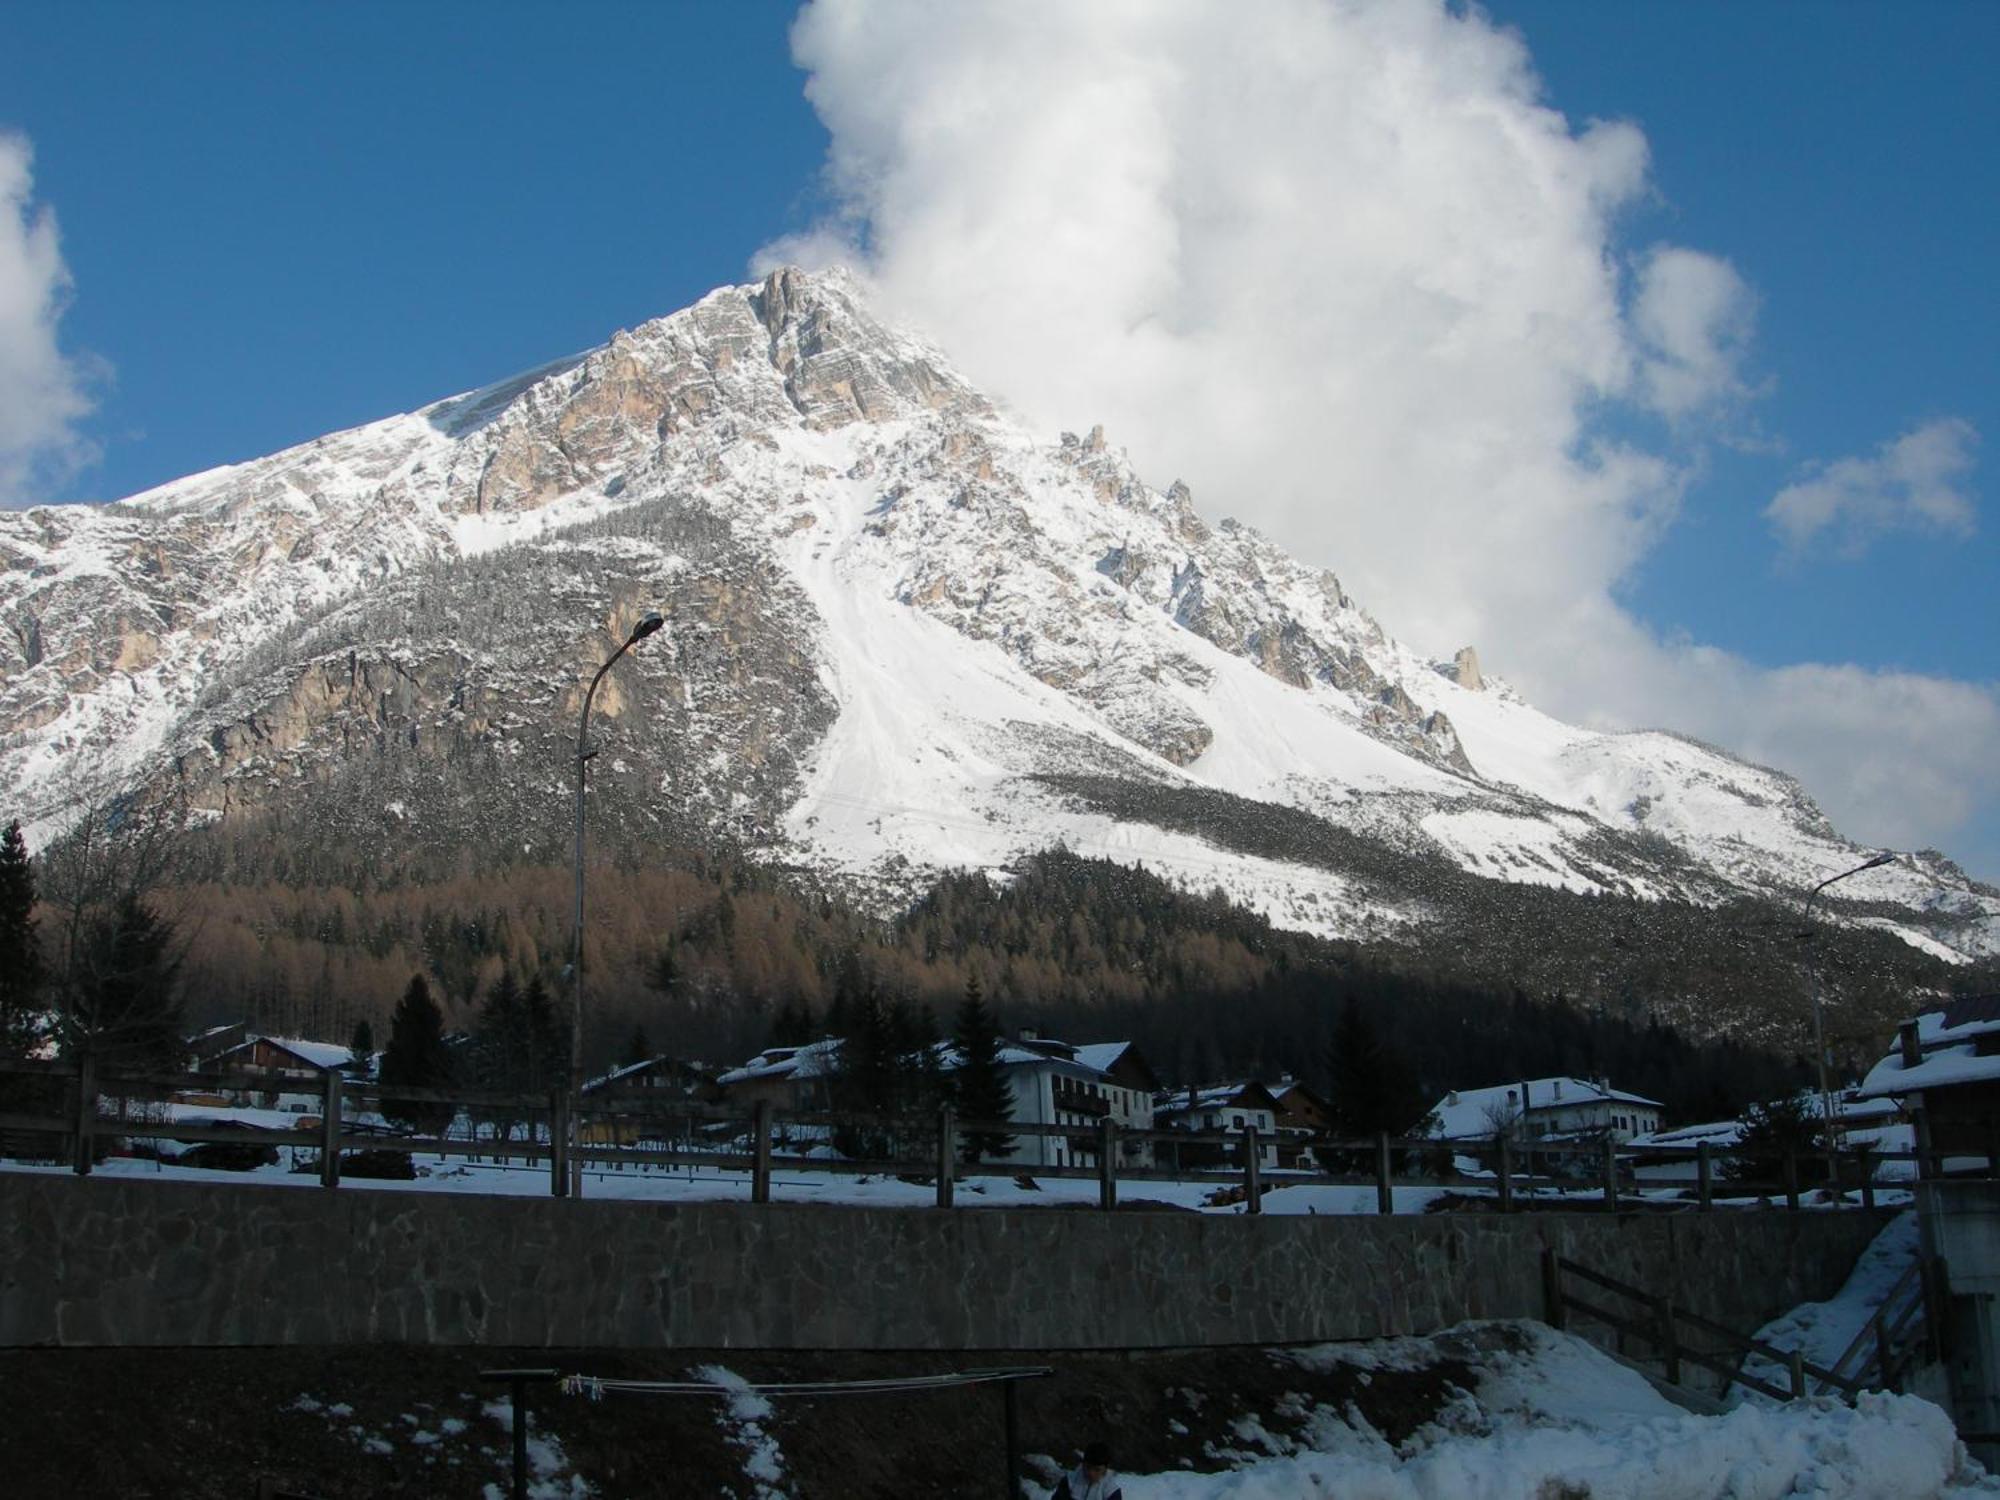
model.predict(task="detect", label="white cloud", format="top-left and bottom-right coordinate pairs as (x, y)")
top-left (771, 0), bottom-right (1999, 871)
top-left (1631, 245), bottom-right (1756, 421)
top-left (0, 132), bottom-right (97, 507)
top-left (1766, 418), bottom-right (1979, 557)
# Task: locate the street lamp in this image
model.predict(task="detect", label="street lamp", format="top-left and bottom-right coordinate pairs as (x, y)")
top-left (566, 609), bottom-right (664, 1198)
top-left (1804, 850), bottom-right (1896, 1188)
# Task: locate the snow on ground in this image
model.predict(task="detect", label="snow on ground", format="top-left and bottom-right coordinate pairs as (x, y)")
top-left (1024, 1323), bottom-right (1993, 1500)
top-left (691, 1364), bottom-right (791, 1500)
top-left (1737, 1211), bottom-right (1923, 1398)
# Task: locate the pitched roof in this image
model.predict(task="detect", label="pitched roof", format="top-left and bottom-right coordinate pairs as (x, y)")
top-left (1857, 995), bottom-right (2000, 1099)
top-left (1430, 1077), bottom-right (1662, 1141)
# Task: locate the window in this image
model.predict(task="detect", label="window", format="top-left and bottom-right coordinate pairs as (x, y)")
top-left (1233, 1114), bottom-right (1244, 1128)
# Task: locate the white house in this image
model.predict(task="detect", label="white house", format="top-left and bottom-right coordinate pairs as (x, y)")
top-left (1152, 1081), bottom-right (1282, 1171)
top-left (1431, 1077), bottom-right (1663, 1145)
top-left (981, 1034), bottom-right (1159, 1172)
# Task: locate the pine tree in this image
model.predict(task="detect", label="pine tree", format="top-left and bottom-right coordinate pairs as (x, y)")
top-left (348, 1018), bottom-right (375, 1075)
top-left (521, 973), bottom-right (566, 1093)
top-left (951, 973), bottom-right (1015, 1163)
top-left (1325, 995), bottom-right (1431, 1165)
top-left (380, 974), bottom-right (453, 1132)
top-left (622, 1023), bottom-right (652, 1069)
top-left (0, 820), bottom-right (43, 1059)
top-left (69, 894), bottom-right (185, 1069)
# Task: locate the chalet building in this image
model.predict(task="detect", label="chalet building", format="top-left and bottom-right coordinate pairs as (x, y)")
top-left (1269, 1078), bottom-right (1335, 1168)
top-left (202, 1035), bottom-right (355, 1107)
top-left (1152, 1081), bottom-right (1282, 1170)
top-left (989, 1035), bottom-right (1160, 1172)
top-left (714, 1038), bottom-right (840, 1114)
top-left (579, 1055), bottom-right (719, 1147)
top-left (1856, 994), bottom-right (2000, 1169)
top-left (1431, 1077), bottom-right (1663, 1145)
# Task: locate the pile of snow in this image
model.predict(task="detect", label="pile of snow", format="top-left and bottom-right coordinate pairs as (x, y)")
top-left (1025, 1323), bottom-right (1993, 1499)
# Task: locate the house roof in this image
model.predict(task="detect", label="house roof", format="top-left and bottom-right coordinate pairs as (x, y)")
top-left (213, 1035), bottom-right (353, 1072)
top-left (714, 1038), bottom-right (843, 1087)
top-left (581, 1054), bottom-right (709, 1093)
top-left (1856, 995), bottom-right (2000, 1100)
top-left (1155, 1080), bottom-right (1283, 1117)
top-left (1430, 1077), bottom-right (1663, 1141)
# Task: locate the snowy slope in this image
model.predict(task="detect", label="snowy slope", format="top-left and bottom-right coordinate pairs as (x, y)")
top-left (0, 267), bottom-right (1992, 960)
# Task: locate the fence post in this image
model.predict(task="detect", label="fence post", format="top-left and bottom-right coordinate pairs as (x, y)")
top-left (1914, 1108), bottom-right (1935, 1182)
top-left (1782, 1150), bottom-right (1799, 1212)
top-left (1657, 1295), bottom-right (1680, 1386)
top-left (1375, 1133), bottom-right (1393, 1215)
top-left (71, 1053), bottom-right (95, 1177)
top-left (549, 1089), bottom-right (569, 1198)
top-left (752, 1100), bottom-right (773, 1205)
top-left (1875, 1310), bottom-right (1896, 1392)
top-left (1602, 1135), bottom-right (1617, 1210)
top-left (1099, 1116), bottom-right (1118, 1212)
top-left (319, 1069), bottom-right (343, 1189)
top-left (1497, 1134), bottom-right (1513, 1213)
top-left (936, 1103), bottom-right (956, 1210)
top-left (1788, 1348), bottom-right (1806, 1399)
top-left (1002, 1376), bottom-right (1022, 1500)
top-left (1860, 1155), bottom-right (1876, 1213)
top-left (1243, 1125), bottom-right (1262, 1214)
top-left (1542, 1248), bottom-right (1566, 1331)
top-left (1697, 1141), bottom-right (1713, 1211)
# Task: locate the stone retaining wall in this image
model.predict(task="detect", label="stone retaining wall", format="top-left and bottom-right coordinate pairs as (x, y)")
top-left (0, 1174), bottom-right (1887, 1350)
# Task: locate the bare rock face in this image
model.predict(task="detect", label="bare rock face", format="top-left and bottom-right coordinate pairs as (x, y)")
top-left (1, 264), bottom-right (1989, 962)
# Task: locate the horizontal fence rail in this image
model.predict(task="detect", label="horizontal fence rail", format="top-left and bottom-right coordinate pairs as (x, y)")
top-left (0, 1055), bottom-right (1975, 1211)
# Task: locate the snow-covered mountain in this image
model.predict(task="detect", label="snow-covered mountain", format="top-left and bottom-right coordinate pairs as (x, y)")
top-left (2, 267), bottom-right (1992, 963)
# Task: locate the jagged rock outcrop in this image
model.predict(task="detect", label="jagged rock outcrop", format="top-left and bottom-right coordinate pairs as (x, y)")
top-left (0, 267), bottom-right (1990, 960)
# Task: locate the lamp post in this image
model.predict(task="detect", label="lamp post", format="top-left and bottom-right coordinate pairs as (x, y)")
top-left (566, 609), bottom-right (664, 1198)
top-left (1804, 851), bottom-right (1896, 1188)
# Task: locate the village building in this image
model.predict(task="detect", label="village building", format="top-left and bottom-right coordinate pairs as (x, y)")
top-left (1855, 994), bottom-right (2000, 1171)
top-left (579, 1054), bottom-right (720, 1147)
top-left (713, 1038), bottom-right (841, 1115)
top-left (1430, 1077), bottom-right (1663, 1145)
top-left (1152, 1081), bottom-right (1282, 1171)
top-left (200, 1035), bottom-right (355, 1109)
top-left (990, 1035), bottom-right (1160, 1172)
top-left (1269, 1077), bottom-right (1336, 1168)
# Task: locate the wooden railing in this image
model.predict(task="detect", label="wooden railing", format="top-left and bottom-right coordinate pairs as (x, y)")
top-left (1543, 1249), bottom-right (1943, 1404)
top-left (0, 1055), bottom-right (1975, 1213)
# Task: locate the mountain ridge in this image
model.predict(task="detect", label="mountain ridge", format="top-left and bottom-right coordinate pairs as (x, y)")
top-left (2, 266), bottom-right (1992, 975)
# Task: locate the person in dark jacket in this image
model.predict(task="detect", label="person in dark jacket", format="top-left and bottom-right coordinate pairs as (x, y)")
top-left (1052, 1440), bottom-right (1123, 1500)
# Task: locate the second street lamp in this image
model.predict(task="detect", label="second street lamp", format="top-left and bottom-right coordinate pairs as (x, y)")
top-left (1804, 850), bottom-right (1896, 1190)
top-left (566, 609), bottom-right (664, 1199)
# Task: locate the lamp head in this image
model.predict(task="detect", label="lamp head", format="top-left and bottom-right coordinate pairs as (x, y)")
top-left (628, 611), bottom-right (665, 644)
top-left (1859, 851), bottom-right (1895, 871)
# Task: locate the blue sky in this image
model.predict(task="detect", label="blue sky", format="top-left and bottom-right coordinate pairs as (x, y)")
top-left (2, 0), bottom-right (1996, 875)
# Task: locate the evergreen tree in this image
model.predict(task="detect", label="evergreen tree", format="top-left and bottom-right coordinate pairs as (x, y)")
top-left (951, 972), bottom-right (1015, 1163)
top-left (348, 1018), bottom-right (375, 1075)
top-left (622, 1023), bottom-right (652, 1069)
top-left (1325, 995), bottom-right (1432, 1164)
top-left (68, 894), bottom-right (185, 1069)
top-left (0, 820), bottom-right (43, 1059)
top-left (520, 973), bottom-right (567, 1092)
top-left (380, 974), bottom-right (453, 1132)
top-left (1724, 1094), bottom-right (1822, 1187)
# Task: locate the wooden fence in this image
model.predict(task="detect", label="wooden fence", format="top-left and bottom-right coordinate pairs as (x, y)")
top-left (0, 1056), bottom-right (1975, 1213)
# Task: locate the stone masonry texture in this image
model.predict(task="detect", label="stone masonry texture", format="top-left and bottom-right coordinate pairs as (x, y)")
top-left (0, 1175), bottom-right (1885, 1350)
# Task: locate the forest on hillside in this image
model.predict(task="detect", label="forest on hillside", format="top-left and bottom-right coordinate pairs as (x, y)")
top-left (12, 780), bottom-right (1986, 1131)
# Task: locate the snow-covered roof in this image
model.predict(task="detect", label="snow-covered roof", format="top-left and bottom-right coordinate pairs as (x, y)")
top-left (213, 1035), bottom-right (352, 1072)
top-left (715, 1038), bottom-right (842, 1087)
top-left (1430, 1078), bottom-right (1662, 1141)
top-left (1856, 995), bottom-right (2000, 1099)
top-left (1072, 1042), bottom-right (1132, 1074)
top-left (1156, 1081), bottom-right (1281, 1116)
